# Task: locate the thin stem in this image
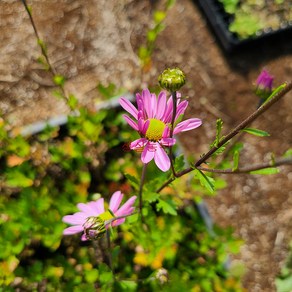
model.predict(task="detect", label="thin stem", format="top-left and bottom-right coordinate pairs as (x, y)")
top-left (169, 91), bottom-right (178, 177)
top-left (106, 230), bottom-right (113, 272)
top-left (21, 0), bottom-right (69, 102)
top-left (156, 81), bottom-right (292, 193)
top-left (194, 82), bottom-right (292, 167)
top-left (138, 163), bottom-right (148, 219)
top-left (196, 157), bottom-right (292, 174)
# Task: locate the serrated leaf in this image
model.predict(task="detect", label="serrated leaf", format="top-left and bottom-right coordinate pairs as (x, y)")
top-left (249, 167), bottom-right (279, 175)
top-left (242, 128), bottom-right (270, 137)
top-left (156, 199), bottom-right (177, 215)
top-left (195, 169), bottom-right (215, 193)
top-left (144, 191), bottom-right (159, 203)
top-left (124, 173), bottom-right (139, 190)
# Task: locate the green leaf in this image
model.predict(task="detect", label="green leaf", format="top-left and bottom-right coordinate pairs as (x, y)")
top-left (249, 167), bottom-right (279, 175)
top-left (118, 280), bottom-right (138, 291)
top-left (6, 171), bottom-right (34, 188)
top-left (242, 128), bottom-right (270, 137)
top-left (283, 148), bottom-right (292, 158)
top-left (53, 75), bottom-right (65, 87)
top-left (264, 83), bottom-right (286, 104)
top-left (154, 11), bottom-right (166, 23)
top-left (144, 191), bottom-right (159, 203)
top-left (232, 150), bottom-right (239, 171)
top-left (195, 169), bottom-right (215, 194)
top-left (156, 199), bottom-right (177, 215)
top-left (124, 173), bottom-right (139, 190)
top-left (215, 118), bottom-right (223, 147)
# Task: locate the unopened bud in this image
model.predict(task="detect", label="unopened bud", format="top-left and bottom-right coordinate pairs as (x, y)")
top-left (158, 68), bottom-right (186, 92)
top-left (83, 216), bottom-right (106, 240)
top-left (255, 69), bottom-right (274, 99)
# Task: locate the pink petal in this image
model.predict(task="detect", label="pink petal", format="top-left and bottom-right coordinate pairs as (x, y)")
top-left (138, 119), bottom-right (149, 135)
top-left (175, 100), bottom-right (188, 119)
top-left (119, 97), bottom-right (138, 119)
top-left (81, 233), bottom-right (88, 241)
top-left (109, 191), bottom-right (124, 213)
top-left (173, 118), bottom-right (202, 134)
top-left (111, 218), bottom-right (125, 227)
top-left (154, 145), bottom-right (170, 172)
top-left (115, 196), bottom-right (137, 217)
top-left (130, 138), bottom-right (147, 150)
top-left (161, 138), bottom-right (176, 147)
top-left (62, 212), bottom-right (88, 225)
top-left (77, 203), bottom-right (98, 216)
top-left (156, 91), bottom-right (167, 119)
top-left (162, 97), bottom-right (174, 123)
top-left (87, 198), bottom-right (104, 214)
top-left (142, 89), bottom-right (153, 118)
top-left (63, 225), bottom-right (83, 235)
top-left (123, 114), bottom-right (138, 130)
top-left (141, 143), bottom-right (155, 164)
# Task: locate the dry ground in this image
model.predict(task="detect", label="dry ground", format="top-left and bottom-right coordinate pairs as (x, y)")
top-left (1, 0), bottom-right (292, 291)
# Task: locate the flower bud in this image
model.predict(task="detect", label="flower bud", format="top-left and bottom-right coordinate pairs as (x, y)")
top-left (158, 68), bottom-right (186, 92)
top-left (83, 216), bottom-right (106, 240)
top-left (255, 69), bottom-right (274, 99)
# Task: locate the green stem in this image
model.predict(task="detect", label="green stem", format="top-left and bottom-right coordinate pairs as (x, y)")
top-left (169, 91), bottom-right (178, 177)
top-left (138, 163), bottom-right (148, 220)
top-left (21, 0), bottom-right (69, 102)
top-left (106, 230), bottom-right (113, 272)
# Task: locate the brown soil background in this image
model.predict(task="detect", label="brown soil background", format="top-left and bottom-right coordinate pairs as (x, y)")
top-left (1, 1), bottom-right (292, 291)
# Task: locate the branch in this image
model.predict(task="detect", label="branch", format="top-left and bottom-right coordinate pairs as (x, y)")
top-left (156, 82), bottom-right (292, 193)
top-left (21, 0), bottom-right (69, 101)
top-left (196, 157), bottom-right (292, 174)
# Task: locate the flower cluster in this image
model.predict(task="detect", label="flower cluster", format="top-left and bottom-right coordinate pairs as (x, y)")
top-left (62, 191), bottom-right (137, 241)
top-left (120, 89), bottom-right (202, 171)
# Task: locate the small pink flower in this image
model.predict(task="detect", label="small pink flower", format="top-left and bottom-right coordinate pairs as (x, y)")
top-left (120, 89), bottom-right (202, 171)
top-left (62, 191), bottom-right (137, 241)
top-left (256, 69), bottom-right (273, 92)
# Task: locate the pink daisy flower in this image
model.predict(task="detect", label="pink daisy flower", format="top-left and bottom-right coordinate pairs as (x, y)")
top-left (120, 89), bottom-right (202, 171)
top-left (62, 191), bottom-right (137, 241)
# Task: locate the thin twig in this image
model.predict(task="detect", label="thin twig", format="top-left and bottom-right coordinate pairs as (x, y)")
top-left (21, 0), bottom-right (69, 102)
top-left (169, 91), bottom-right (178, 177)
top-left (196, 157), bottom-right (292, 174)
top-left (156, 82), bottom-right (292, 193)
top-left (138, 163), bottom-right (147, 221)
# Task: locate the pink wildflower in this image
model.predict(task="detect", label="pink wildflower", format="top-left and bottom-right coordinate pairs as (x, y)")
top-left (256, 69), bottom-right (274, 92)
top-left (120, 89), bottom-right (202, 171)
top-left (62, 191), bottom-right (137, 241)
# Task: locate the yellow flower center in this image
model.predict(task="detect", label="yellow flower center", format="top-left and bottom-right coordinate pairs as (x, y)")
top-left (145, 119), bottom-right (166, 142)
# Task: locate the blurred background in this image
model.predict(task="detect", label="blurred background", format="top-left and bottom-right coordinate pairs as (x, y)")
top-left (0, 0), bottom-right (291, 290)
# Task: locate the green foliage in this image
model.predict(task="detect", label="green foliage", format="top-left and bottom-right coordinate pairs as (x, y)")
top-left (195, 169), bottom-right (215, 194)
top-left (276, 241), bottom-right (292, 292)
top-left (229, 12), bottom-right (263, 39)
top-left (0, 104), bottom-right (245, 290)
top-left (249, 167), bottom-right (279, 175)
top-left (138, 1), bottom-right (176, 68)
top-left (219, 0), bottom-right (239, 14)
top-left (242, 128), bottom-right (270, 137)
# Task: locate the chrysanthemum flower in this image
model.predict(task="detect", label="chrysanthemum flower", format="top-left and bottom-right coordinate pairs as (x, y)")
top-left (255, 69), bottom-right (274, 100)
top-left (120, 89), bottom-right (202, 171)
top-left (62, 191), bottom-right (137, 241)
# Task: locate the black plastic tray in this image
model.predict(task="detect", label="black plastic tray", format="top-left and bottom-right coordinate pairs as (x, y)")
top-left (196, 0), bottom-right (292, 52)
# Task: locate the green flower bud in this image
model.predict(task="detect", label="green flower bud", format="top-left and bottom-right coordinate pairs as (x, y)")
top-left (158, 68), bottom-right (186, 92)
top-left (83, 216), bottom-right (106, 240)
